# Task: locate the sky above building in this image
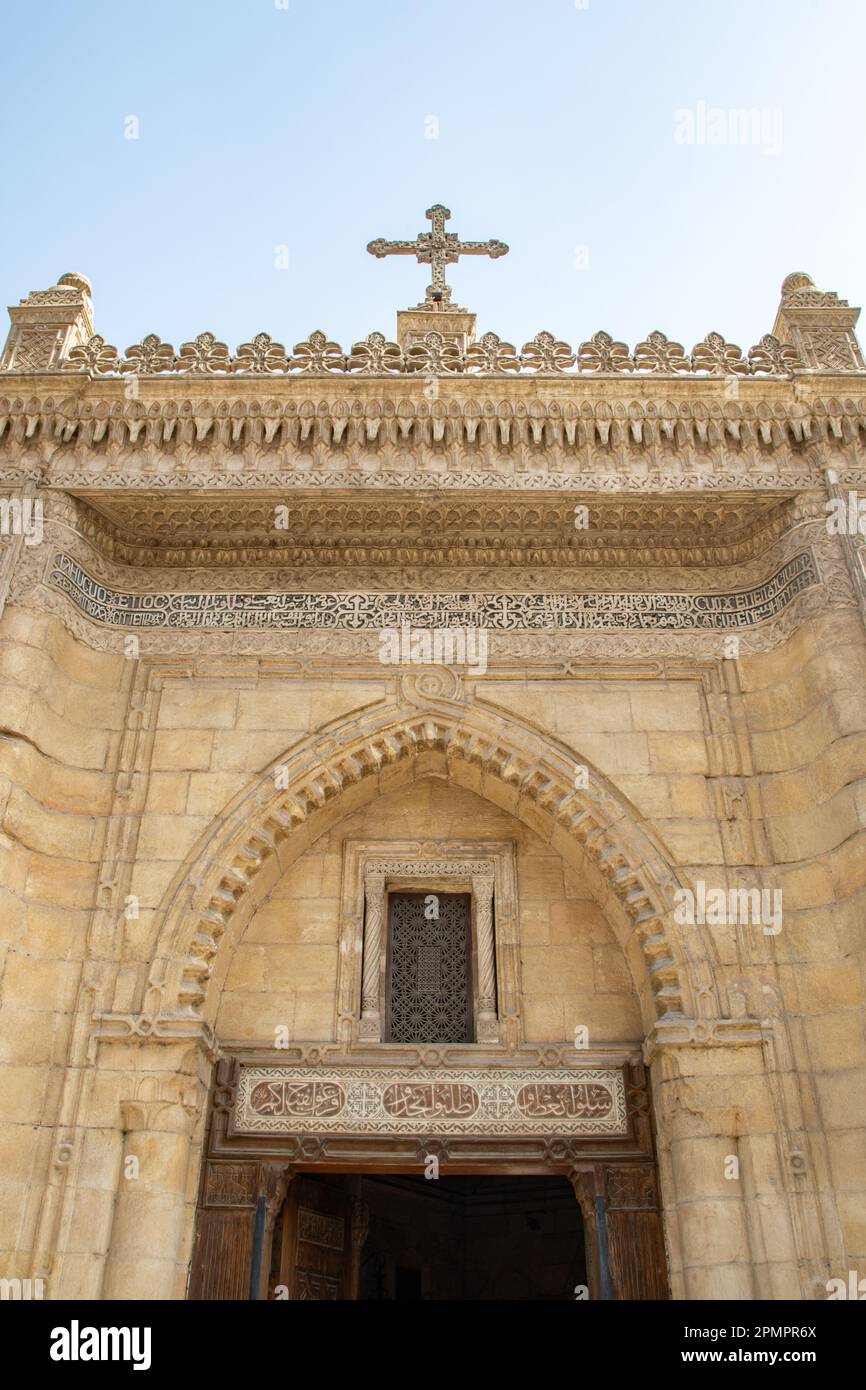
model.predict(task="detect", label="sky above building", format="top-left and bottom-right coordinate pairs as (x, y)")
top-left (1, 0), bottom-right (864, 356)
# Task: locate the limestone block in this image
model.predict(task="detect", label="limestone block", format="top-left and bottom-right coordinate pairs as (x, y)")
top-left (144, 773), bottom-right (189, 815)
top-left (682, 1262), bottom-right (755, 1300)
top-left (308, 687), bottom-right (388, 729)
top-left (750, 706), bottom-right (834, 775)
top-left (669, 1136), bottom-right (742, 1201)
top-left (136, 813), bottom-right (210, 861)
top-left (151, 730), bottom-right (213, 771)
top-left (791, 962), bottom-right (863, 1013)
top-left (185, 771), bottom-right (248, 817)
top-left (628, 684), bottom-right (704, 732)
top-left (836, 1194), bottom-right (866, 1263)
top-left (553, 686), bottom-right (632, 735)
top-left (739, 624), bottom-right (816, 692)
top-left (3, 785), bottom-right (96, 859)
top-left (25, 853), bottom-right (97, 908)
top-left (517, 856), bottom-right (565, 898)
top-left (592, 944), bottom-right (633, 993)
top-left (678, 1198), bottom-right (752, 1266)
top-left (647, 733), bottom-right (708, 774)
top-left (658, 818), bottom-right (724, 864)
top-left (292, 992), bottom-right (336, 1040)
top-left (575, 731), bottom-right (650, 775)
top-left (216, 992), bottom-right (296, 1041)
top-left (245, 898), bottom-right (339, 944)
top-left (0, 1066), bottom-right (49, 1125)
top-left (158, 685), bottom-right (238, 729)
top-left (64, 1187), bottom-right (116, 1256)
top-left (235, 686), bottom-right (312, 731)
top-left (777, 861), bottom-right (837, 911)
top-left (830, 687), bottom-right (866, 738)
top-left (268, 856), bottom-right (325, 900)
top-left (519, 943), bottom-right (594, 994)
top-left (826, 1129), bottom-right (866, 1191)
top-left (521, 994), bottom-right (565, 1040)
top-left (803, 1014), bottom-right (866, 1069)
top-left (518, 902), bottom-right (551, 945)
top-left (814, 1070), bottom-right (866, 1129)
top-left (615, 773), bottom-right (671, 819)
top-left (0, 1006), bottom-right (62, 1065)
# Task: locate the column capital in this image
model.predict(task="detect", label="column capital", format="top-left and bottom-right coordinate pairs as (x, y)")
top-left (119, 1078), bottom-right (201, 1135)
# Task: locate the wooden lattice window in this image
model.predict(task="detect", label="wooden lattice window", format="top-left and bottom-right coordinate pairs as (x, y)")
top-left (384, 892), bottom-right (474, 1044)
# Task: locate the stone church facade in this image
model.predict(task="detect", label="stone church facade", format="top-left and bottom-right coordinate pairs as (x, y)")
top-left (0, 213), bottom-right (864, 1300)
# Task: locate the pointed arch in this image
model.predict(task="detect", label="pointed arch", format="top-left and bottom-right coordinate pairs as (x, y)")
top-left (142, 694), bottom-right (714, 1032)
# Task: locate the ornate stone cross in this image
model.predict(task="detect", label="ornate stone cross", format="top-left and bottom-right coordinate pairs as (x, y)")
top-left (367, 204), bottom-right (508, 309)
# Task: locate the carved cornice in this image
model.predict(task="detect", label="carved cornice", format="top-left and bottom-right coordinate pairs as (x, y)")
top-left (1, 383), bottom-right (865, 480)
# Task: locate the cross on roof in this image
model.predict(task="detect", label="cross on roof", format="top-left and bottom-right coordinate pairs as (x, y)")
top-left (367, 204), bottom-right (508, 310)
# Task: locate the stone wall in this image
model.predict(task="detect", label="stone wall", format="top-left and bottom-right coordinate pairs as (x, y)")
top-left (0, 597), bottom-right (864, 1299)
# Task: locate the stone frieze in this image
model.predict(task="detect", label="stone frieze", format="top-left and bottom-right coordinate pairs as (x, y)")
top-left (233, 1064), bottom-right (629, 1137)
top-left (47, 549), bottom-right (819, 632)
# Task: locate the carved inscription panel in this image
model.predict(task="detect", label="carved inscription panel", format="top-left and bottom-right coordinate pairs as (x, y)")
top-left (234, 1066), bottom-right (628, 1137)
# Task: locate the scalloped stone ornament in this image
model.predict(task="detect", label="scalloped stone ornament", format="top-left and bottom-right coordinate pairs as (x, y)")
top-left (347, 332), bottom-right (404, 374)
top-left (62, 334), bottom-right (121, 375)
top-left (691, 332), bottom-right (749, 376)
top-left (176, 332), bottom-right (232, 374)
top-left (465, 332), bottom-right (520, 373)
top-left (633, 331), bottom-right (690, 373)
top-left (291, 330), bottom-right (347, 372)
top-left (121, 334), bottom-right (177, 374)
top-left (577, 331), bottom-right (634, 373)
top-left (404, 331), bottom-right (464, 374)
top-left (748, 333), bottom-right (802, 377)
top-left (520, 331), bottom-right (576, 373)
top-left (233, 333), bottom-right (290, 374)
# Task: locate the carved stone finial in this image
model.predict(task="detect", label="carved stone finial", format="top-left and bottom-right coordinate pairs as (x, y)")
top-left (57, 272), bottom-right (93, 298)
top-left (781, 271), bottom-right (815, 297)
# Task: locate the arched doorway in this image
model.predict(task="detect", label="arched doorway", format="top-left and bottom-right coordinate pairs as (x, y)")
top-left (184, 769), bottom-right (671, 1301)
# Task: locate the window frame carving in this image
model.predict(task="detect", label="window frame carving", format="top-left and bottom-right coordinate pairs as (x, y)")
top-left (336, 840), bottom-right (521, 1049)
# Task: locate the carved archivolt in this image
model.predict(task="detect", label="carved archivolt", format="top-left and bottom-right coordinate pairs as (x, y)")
top-left (143, 698), bottom-right (709, 1033)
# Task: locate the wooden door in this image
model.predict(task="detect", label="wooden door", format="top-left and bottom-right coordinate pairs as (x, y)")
top-left (274, 1177), bottom-right (353, 1300)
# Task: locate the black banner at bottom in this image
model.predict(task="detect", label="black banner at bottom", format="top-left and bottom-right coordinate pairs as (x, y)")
top-left (4, 1296), bottom-right (859, 1378)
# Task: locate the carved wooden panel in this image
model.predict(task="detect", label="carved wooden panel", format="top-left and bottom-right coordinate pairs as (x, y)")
top-left (606, 1208), bottom-right (669, 1300)
top-left (279, 1177), bottom-right (351, 1300)
top-left (188, 1209), bottom-right (253, 1300)
top-left (605, 1165), bottom-right (668, 1300)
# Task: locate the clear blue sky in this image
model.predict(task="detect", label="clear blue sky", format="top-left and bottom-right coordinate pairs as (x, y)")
top-left (1, 0), bottom-right (864, 355)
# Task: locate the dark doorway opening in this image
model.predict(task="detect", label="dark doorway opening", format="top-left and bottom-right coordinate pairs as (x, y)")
top-left (272, 1172), bottom-right (586, 1301)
